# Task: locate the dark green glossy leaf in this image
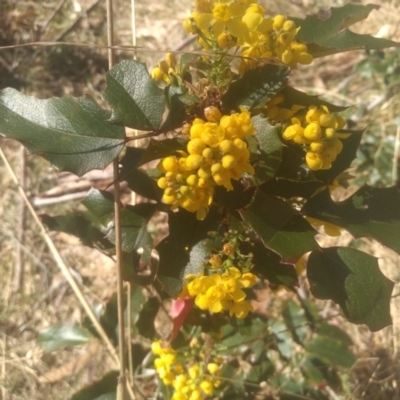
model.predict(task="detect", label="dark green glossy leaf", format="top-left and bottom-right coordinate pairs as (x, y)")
top-left (249, 115), bottom-right (282, 186)
top-left (139, 138), bottom-right (187, 166)
top-left (306, 336), bottom-right (356, 368)
top-left (83, 188), bottom-right (156, 253)
top-left (82, 188), bottom-right (114, 218)
top-left (70, 371), bottom-right (118, 400)
top-left (41, 212), bottom-right (112, 251)
top-left (307, 247), bottom-right (394, 331)
top-left (222, 63), bottom-right (289, 111)
top-left (136, 297), bottom-right (160, 339)
top-left (214, 180), bottom-right (255, 211)
top-left (38, 324), bottom-right (92, 353)
top-left (156, 209), bottom-right (219, 297)
top-left (293, 4), bottom-right (400, 58)
top-left (240, 191), bottom-right (317, 262)
top-left (282, 300), bottom-right (309, 344)
top-left (128, 284), bottom-right (146, 326)
top-left (103, 60), bottom-right (164, 130)
top-left (0, 88), bottom-right (125, 176)
top-left (126, 168), bottom-right (163, 201)
top-left (160, 85), bottom-right (186, 131)
top-left (251, 241), bottom-right (298, 287)
top-left (303, 186), bottom-right (400, 253)
top-left (301, 356), bottom-right (329, 384)
top-left (279, 86), bottom-right (349, 112)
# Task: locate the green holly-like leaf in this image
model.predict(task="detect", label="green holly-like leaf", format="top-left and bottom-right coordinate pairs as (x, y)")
top-left (41, 212), bottom-right (112, 251)
top-left (103, 60), bottom-right (165, 130)
top-left (38, 324), bottom-right (93, 353)
top-left (282, 300), bottom-right (309, 344)
top-left (82, 188), bottom-right (156, 253)
top-left (222, 64), bottom-right (289, 111)
top-left (138, 138), bottom-right (187, 166)
top-left (70, 371), bottom-right (118, 400)
top-left (126, 168), bottom-right (163, 202)
top-left (278, 86), bottom-right (349, 112)
top-left (251, 241), bottom-right (298, 287)
top-left (0, 88), bottom-right (125, 176)
top-left (249, 115), bottom-right (283, 186)
top-left (306, 336), bottom-right (356, 368)
top-left (160, 85), bottom-right (187, 131)
top-left (292, 4), bottom-right (400, 58)
top-left (156, 208), bottom-right (219, 297)
top-left (307, 247), bottom-right (394, 331)
top-left (302, 186), bottom-right (400, 254)
top-left (240, 191), bottom-right (317, 262)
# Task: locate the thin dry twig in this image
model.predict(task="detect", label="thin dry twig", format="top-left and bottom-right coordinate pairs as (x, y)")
top-left (105, 1), bottom-right (128, 399)
top-left (12, 146), bottom-right (26, 293)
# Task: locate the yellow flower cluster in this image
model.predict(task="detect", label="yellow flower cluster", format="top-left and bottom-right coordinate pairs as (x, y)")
top-left (183, 1), bottom-right (313, 69)
top-left (152, 341), bottom-right (221, 400)
top-left (282, 105), bottom-right (347, 171)
top-left (182, 267), bottom-right (257, 318)
top-left (265, 93), bottom-right (303, 122)
top-left (151, 53), bottom-right (178, 84)
top-left (157, 107), bottom-right (255, 220)
top-left (239, 13), bottom-right (313, 72)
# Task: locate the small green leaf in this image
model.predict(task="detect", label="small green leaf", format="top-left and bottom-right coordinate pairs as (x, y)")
top-left (303, 186), bottom-right (400, 254)
top-left (38, 324), bottom-right (92, 353)
top-left (269, 319), bottom-right (293, 359)
top-left (292, 4), bottom-right (400, 58)
top-left (41, 212), bottom-right (112, 251)
top-left (0, 88), bottom-right (125, 176)
top-left (307, 247), bottom-right (394, 331)
top-left (306, 336), bottom-right (356, 368)
top-left (160, 85), bottom-right (187, 131)
top-left (82, 188), bottom-right (114, 218)
top-left (222, 64), bottom-right (289, 111)
top-left (128, 284), bottom-right (146, 326)
top-left (240, 191), bottom-right (317, 262)
top-left (126, 168), bottom-right (163, 201)
top-left (83, 188), bottom-right (156, 253)
top-left (249, 116), bottom-right (282, 186)
top-left (282, 300), bottom-right (309, 344)
top-left (316, 323), bottom-right (353, 347)
top-left (103, 60), bottom-right (164, 130)
top-left (70, 371), bottom-right (118, 400)
top-left (156, 209), bottom-right (219, 297)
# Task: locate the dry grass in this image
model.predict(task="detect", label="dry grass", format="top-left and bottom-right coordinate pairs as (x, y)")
top-left (0, 0), bottom-right (400, 399)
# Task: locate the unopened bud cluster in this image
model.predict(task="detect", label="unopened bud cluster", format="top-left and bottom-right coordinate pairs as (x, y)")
top-left (157, 107), bottom-right (255, 220)
top-left (282, 105), bottom-right (347, 170)
top-left (151, 53), bottom-right (178, 84)
top-left (183, 1), bottom-right (313, 71)
top-left (152, 340), bottom-right (221, 400)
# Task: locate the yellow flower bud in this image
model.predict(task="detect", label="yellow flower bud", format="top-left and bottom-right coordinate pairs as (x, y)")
top-left (306, 151), bottom-right (323, 170)
top-left (187, 138), bottom-right (207, 155)
top-left (273, 14), bottom-right (286, 30)
top-left (165, 53), bottom-right (177, 68)
top-left (207, 362), bottom-right (219, 374)
top-left (283, 20), bottom-right (296, 32)
top-left (222, 154), bottom-right (237, 169)
top-left (304, 122), bottom-right (322, 141)
top-left (204, 106), bottom-right (222, 122)
top-left (186, 154), bottom-right (203, 169)
top-left (217, 32), bottom-right (234, 48)
top-left (162, 156), bottom-right (179, 172)
top-left (151, 67), bottom-right (165, 81)
top-left (298, 52), bottom-right (313, 65)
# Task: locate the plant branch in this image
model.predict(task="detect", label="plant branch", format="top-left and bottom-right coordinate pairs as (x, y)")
top-left (106, 1), bottom-right (128, 399)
